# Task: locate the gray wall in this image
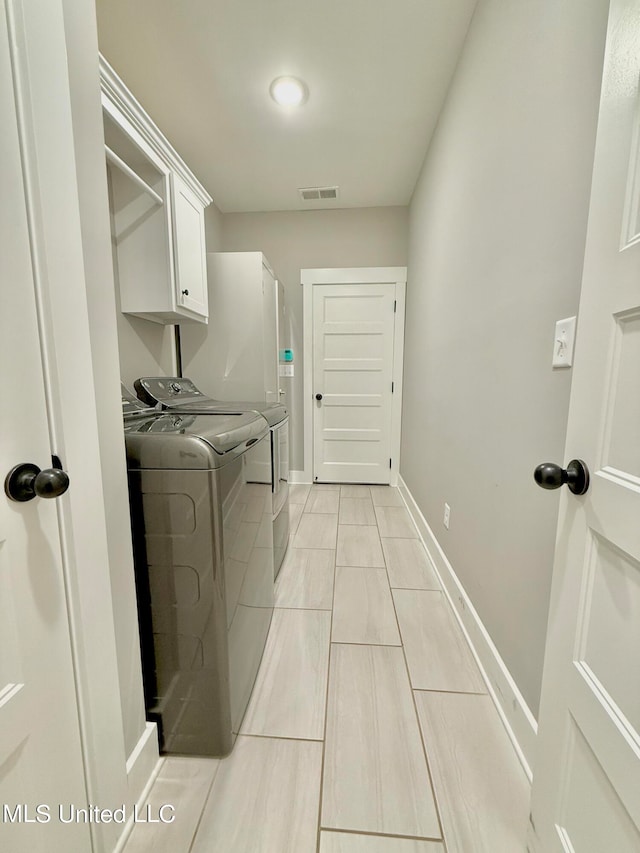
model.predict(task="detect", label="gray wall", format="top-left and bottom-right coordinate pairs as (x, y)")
top-left (221, 207), bottom-right (409, 471)
top-left (401, 0), bottom-right (608, 714)
top-left (112, 240), bottom-right (177, 387)
top-left (401, 0), bottom-right (608, 718)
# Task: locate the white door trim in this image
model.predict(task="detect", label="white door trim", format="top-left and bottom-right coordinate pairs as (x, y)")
top-left (301, 267), bottom-right (407, 485)
top-left (8, 2), bottom-right (145, 849)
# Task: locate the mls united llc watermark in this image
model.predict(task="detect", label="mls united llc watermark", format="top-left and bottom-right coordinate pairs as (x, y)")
top-left (2, 804), bottom-right (175, 824)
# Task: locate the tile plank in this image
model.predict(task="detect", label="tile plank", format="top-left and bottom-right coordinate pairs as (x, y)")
top-left (320, 831), bottom-right (444, 852)
top-left (293, 513), bottom-right (338, 549)
top-left (414, 692), bottom-right (529, 853)
top-left (124, 757), bottom-right (219, 853)
top-left (340, 485), bottom-right (372, 498)
top-left (322, 644), bottom-right (441, 838)
top-left (339, 496), bottom-right (377, 525)
top-left (241, 609), bottom-right (331, 740)
top-left (332, 566), bottom-right (401, 645)
top-left (336, 525), bottom-right (385, 567)
top-left (369, 486), bottom-right (405, 506)
top-left (192, 736), bottom-right (322, 853)
top-left (382, 539), bottom-right (441, 590)
top-left (306, 489), bottom-right (341, 514)
top-left (289, 484), bottom-right (311, 504)
top-left (275, 548), bottom-right (335, 609)
top-left (392, 591), bottom-right (485, 693)
top-left (289, 501), bottom-right (304, 534)
top-left (374, 506), bottom-right (418, 539)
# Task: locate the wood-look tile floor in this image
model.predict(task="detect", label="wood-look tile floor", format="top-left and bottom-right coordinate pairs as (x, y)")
top-left (124, 485), bottom-right (530, 853)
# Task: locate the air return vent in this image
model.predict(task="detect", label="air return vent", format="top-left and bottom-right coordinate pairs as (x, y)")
top-left (299, 186), bottom-right (339, 201)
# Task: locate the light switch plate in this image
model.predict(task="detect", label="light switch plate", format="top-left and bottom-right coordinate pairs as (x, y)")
top-left (552, 316), bottom-right (576, 368)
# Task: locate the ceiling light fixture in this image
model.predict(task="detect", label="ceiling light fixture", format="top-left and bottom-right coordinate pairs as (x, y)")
top-left (269, 76), bottom-right (308, 107)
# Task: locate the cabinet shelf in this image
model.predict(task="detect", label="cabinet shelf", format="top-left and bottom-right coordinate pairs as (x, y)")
top-left (100, 55), bottom-right (211, 325)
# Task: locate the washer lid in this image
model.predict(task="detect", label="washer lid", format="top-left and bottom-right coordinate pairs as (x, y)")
top-left (135, 376), bottom-right (288, 426)
top-left (124, 410), bottom-right (269, 470)
top-left (122, 382), bottom-right (158, 418)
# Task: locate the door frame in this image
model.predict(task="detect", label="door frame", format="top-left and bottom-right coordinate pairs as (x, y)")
top-left (301, 267), bottom-right (407, 485)
top-left (6, 1), bottom-right (151, 850)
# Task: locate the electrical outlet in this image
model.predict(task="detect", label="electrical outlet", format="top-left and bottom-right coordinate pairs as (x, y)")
top-left (443, 502), bottom-right (450, 529)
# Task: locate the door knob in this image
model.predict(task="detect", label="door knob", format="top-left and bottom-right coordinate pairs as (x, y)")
top-left (5, 462), bottom-right (70, 502)
top-left (533, 459), bottom-right (589, 495)
top-left (315, 393), bottom-right (323, 401)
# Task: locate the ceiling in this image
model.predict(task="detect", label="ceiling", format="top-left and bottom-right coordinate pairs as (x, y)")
top-left (95, 0), bottom-right (477, 213)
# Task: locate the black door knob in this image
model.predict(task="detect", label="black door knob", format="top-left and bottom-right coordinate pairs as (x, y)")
top-left (5, 462), bottom-right (70, 502)
top-left (533, 459), bottom-right (589, 495)
top-left (315, 393), bottom-right (323, 401)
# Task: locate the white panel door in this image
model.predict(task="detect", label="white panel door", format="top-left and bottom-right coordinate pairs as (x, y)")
top-left (0, 2), bottom-right (88, 849)
top-left (528, 1), bottom-right (640, 849)
top-left (313, 284), bottom-right (395, 483)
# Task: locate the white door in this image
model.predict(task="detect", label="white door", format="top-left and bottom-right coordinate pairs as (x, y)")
top-left (528, 1), bottom-right (640, 849)
top-left (313, 283), bottom-right (396, 483)
top-left (0, 3), bottom-right (89, 850)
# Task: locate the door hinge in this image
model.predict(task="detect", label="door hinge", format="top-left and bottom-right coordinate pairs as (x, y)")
top-left (389, 458), bottom-right (392, 469)
top-left (391, 381), bottom-right (394, 393)
top-left (393, 299), bottom-right (397, 313)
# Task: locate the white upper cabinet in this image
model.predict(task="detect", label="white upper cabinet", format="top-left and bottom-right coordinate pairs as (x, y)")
top-left (170, 173), bottom-right (208, 319)
top-left (100, 56), bottom-right (211, 324)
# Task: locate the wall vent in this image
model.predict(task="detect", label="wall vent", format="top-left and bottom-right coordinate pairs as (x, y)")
top-left (299, 186), bottom-right (339, 201)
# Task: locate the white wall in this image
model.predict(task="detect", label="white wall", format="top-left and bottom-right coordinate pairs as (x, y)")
top-left (401, 0), bottom-right (609, 718)
top-left (112, 251), bottom-right (177, 387)
top-left (221, 207), bottom-right (409, 471)
top-left (204, 199), bottom-right (223, 251)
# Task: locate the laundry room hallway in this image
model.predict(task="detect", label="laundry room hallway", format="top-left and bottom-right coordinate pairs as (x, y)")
top-left (123, 485), bottom-right (530, 853)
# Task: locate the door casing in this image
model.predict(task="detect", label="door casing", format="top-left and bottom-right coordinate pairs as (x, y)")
top-left (6, 1), bottom-right (152, 850)
top-left (301, 267), bottom-right (407, 485)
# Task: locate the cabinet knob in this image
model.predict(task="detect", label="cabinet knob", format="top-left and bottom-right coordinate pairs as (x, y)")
top-left (181, 289), bottom-right (189, 296)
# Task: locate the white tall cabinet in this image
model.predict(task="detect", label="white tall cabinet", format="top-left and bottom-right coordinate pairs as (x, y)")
top-left (181, 252), bottom-right (285, 404)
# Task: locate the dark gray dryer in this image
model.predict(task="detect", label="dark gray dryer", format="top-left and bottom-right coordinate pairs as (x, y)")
top-left (122, 385), bottom-right (274, 757)
top-left (134, 376), bottom-right (290, 577)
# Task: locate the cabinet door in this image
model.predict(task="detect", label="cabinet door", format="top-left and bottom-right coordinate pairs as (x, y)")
top-left (170, 173), bottom-right (208, 320)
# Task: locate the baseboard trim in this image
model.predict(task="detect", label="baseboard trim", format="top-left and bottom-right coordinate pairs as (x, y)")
top-left (126, 721), bottom-right (159, 797)
top-left (398, 475), bottom-right (537, 782)
top-left (290, 470), bottom-right (310, 485)
top-left (113, 723), bottom-right (161, 852)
